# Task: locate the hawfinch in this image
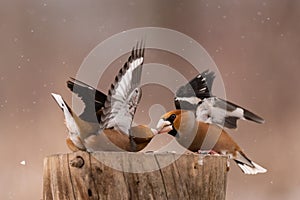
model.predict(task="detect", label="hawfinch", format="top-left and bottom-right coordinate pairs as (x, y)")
top-left (52, 41), bottom-right (156, 152)
top-left (156, 110), bottom-right (267, 175)
top-left (175, 70), bottom-right (264, 129)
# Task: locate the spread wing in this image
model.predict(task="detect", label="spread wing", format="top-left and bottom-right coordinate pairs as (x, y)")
top-left (100, 41), bottom-right (145, 135)
top-left (174, 70), bottom-right (264, 129)
top-left (174, 70), bottom-right (215, 110)
top-left (67, 78), bottom-right (107, 123)
top-left (196, 97), bottom-right (265, 129)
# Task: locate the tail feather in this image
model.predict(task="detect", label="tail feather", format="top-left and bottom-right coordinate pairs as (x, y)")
top-left (51, 93), bottom-right (73, 115)
top-left (234, 151), bottom-right (267, 175)
top-left (51, 93), bottom-right (88, 151)
top-left (51, 93), bottom-right (80, 133)
top-left (236, 161), bottom-right (267, 175)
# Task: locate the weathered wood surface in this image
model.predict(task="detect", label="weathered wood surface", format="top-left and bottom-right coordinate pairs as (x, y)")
top-left (43, 152), bottom-right (228, 200)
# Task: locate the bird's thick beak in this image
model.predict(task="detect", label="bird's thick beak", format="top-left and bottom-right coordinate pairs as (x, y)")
top-left (156, 119), bottom-right (170, 130)
top-left (156, 119), bottom-right (173, 134)
top-left (150, 128), bottom-right (159, 135)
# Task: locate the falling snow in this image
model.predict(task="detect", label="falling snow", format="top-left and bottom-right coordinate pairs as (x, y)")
top-left (0, 2), bottom-right (297, 200)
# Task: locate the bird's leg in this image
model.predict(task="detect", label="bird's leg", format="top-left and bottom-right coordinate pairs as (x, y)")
top-left (197, 149), bottom-right (219, 165)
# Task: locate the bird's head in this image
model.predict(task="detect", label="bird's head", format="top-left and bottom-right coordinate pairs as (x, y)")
top-left (156, 110), bottom-right (196, 137)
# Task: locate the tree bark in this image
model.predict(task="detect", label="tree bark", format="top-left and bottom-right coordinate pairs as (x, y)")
top-left (43, 151), bottom-right (228, 200)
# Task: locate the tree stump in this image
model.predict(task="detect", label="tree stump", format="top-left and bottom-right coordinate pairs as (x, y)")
top-left (43, 151), bottom-right (228, 200)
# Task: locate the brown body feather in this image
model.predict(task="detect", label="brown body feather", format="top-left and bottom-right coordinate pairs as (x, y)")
top-left (67, 125), bottom-right (155, 152)
top-left (158, 110), bottom-right (266, 174)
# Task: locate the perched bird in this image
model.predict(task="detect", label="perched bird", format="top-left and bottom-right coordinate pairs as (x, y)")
top-left (174, 70), bottom-right (264, 129)
top-left (156, 110), bottom-right (267, 174)
top-left (52, 42), bottom-right (156, 152)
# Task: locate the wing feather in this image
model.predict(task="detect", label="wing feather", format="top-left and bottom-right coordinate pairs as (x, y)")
top-left (175, 70), bottom-right (215, 109)
top-left (196, 97), bottom-right (264, 128)
top-left (67, 78), bottom-right (107, 123)
top-left (101, 41), bottom-right (145, 135)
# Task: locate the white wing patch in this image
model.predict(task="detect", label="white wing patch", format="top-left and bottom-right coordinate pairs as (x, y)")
top-left (101, 42), bottom-right (145, 135)
top-left (196, 97), bottom-right (245, 127)
top-left (104, 88), bottom-right (141, 135)
top-left (175, 96), bottom-right (201, 105)
top-left (196, 98), bottom-right (226, 124)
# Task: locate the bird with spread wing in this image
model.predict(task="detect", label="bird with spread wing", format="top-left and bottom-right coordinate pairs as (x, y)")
top-left (175, 70), bottom-right (264, 129)
top-left (51, 41), bottom-right (156, 152)
top-left (155, 70), bottom-right (267, 174)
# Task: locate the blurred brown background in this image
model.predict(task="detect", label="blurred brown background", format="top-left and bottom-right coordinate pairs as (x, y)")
top-left (1, 0), bottom-right (300, 199)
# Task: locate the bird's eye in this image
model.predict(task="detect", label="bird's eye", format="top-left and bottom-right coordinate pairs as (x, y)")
top-left (170, 114), bottom-right (176, 121)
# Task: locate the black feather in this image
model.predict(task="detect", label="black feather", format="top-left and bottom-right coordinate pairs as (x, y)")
top-left (67, 78), bottom-right (107, 123)
top-left (223, 116), bottom-right (239, 129)
top-left (176, 70), bottom-right (215, 99)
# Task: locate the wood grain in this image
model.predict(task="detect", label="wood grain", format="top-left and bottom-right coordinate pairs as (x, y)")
top-left (43, 152), bottom-right (228, 200)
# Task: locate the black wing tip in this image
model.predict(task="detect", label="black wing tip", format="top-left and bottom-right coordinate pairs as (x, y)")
top-left (223, 100), bottom-right (265, 124)
top-left (67, 79), bottom-right (75, 91)
top-left (196, 70), bottom-right (216, 80)
top-left (243, 110), bottom-right (265, 124)
top-left (110, 40), bottom-right (146, 97)
top-left (129, 40), bottom-right (146, 62)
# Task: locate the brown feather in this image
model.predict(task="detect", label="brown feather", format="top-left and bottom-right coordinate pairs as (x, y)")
top-left (164, 110), bottom-right (242, 156)
top-left (66, 137), bottom-right (86, 152)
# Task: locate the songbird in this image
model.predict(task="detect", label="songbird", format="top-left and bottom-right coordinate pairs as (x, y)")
top-left (51, 42), bottom-right (156, 152)
top-left (174, 70), bottom-right (264, 129)
top-left (156, 110), bottom-right (267, 174)
top-left (67, 78), bottom-right (157, 151)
